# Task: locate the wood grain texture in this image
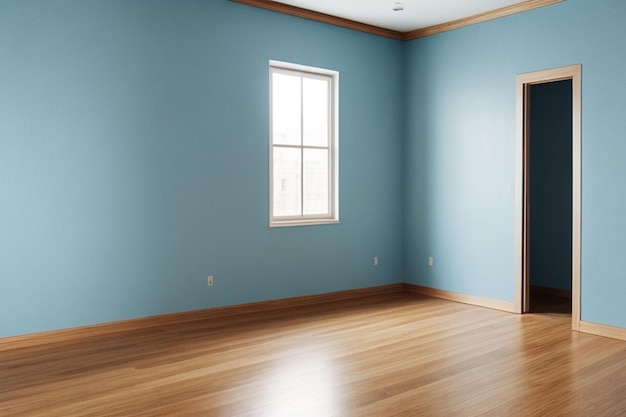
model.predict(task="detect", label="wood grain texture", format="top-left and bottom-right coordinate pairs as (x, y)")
top-left (403, 283), bottom-right (517, 313)
top-left (2, 292), bottom-right (625, 416)
top-left (0, 284), bottom-right (402, 353)
top-left (580, 320), bottom-right (626, 342)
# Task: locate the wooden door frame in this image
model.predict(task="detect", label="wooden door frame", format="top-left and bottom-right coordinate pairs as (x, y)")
top-left (514, 64), bottom-right (581, 330)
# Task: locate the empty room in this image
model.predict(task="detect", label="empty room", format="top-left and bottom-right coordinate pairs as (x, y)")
top-left (1, 0), bottom-right (625, 415)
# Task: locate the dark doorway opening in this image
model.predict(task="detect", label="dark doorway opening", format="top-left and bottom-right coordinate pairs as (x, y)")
top-left (526, 80), bottom-right (573, 316)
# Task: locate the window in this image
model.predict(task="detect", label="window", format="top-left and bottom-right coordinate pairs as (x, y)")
top-left (269, 61), bottom-right (338, 227)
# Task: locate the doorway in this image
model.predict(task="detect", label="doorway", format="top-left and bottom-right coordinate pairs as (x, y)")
top-left (514, 65), bottom-right (581, 330)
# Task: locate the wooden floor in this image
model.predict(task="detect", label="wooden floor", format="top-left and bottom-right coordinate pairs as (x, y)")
top-left (529, 287), bottom-right (572, 316)
top-left (1, 292), bottom-right (625, 416)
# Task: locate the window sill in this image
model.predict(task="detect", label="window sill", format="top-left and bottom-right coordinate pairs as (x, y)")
top-left (270, 219), bottom-right (340, 228)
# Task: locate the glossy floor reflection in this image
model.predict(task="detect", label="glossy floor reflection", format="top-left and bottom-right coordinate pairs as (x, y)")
top-left (1, 292), bottom-right (625, 416)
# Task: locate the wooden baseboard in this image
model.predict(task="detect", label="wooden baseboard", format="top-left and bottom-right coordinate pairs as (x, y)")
top-left (579, 320), bottom-right (626, 342)
top-left (0, 284), bottom-right (403, 352)
top-left (5, 282), bottom-right (625, 351)
top-left (530, 285), bottom-right (572, 299)
top-left (403, 283), bottom-right (517, 313)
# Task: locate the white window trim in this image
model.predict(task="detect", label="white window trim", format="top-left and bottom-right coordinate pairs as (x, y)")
top-left (269, 60), bottom-right (339, 228)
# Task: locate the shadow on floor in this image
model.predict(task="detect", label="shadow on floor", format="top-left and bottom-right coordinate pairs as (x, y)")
top-left (529, 289), bottom-right (572, 316)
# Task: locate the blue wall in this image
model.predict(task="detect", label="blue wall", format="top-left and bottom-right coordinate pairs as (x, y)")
top-left (529, 80), bottom-right (572, 292)
top-left (404, 0), bottom-right (626, 329)
top-left (0, 0), bottom-right (404, 337)
top-left (3, 0), bottom-right (626, 338)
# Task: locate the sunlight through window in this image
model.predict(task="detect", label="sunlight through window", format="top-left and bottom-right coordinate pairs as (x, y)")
top-left (269, 61), bottom-right (339, 227)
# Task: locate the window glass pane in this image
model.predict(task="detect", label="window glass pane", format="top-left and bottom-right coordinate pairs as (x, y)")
top-left (269, 61), bottom-right (337, 226)
top-left (303, 77), bottom-right (329, 147)
top-left (273, 147), bottom-right (302, 216)
top-left (272, 73), bottom-right (301, 146)
top-left (303, 148), bottom-right (329, 215)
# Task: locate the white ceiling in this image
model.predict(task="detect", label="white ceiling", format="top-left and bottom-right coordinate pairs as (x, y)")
top-left (272, 0), bottom-right (526, 32)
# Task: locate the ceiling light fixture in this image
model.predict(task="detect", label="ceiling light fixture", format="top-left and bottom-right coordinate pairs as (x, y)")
top-left (392, 2), bottom-right (404, 11)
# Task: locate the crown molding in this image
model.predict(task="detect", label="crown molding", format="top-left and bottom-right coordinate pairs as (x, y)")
top-left (404, 0), bottom-right (565, 40)
top-left (231, 0), bottom-right (565, 40)
top-left (231, 0), bottom-right (404, 40)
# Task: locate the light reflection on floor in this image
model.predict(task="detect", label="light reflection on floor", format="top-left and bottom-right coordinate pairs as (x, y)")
top-left (256, 352), bottom-right (340, 416)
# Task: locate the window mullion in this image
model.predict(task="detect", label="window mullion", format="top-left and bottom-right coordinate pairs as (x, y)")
top-left (269, 60), bottom-right (338, 227)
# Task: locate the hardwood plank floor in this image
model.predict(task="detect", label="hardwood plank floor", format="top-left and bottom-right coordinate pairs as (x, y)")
top-left (1, 292), bottom-right (625, 416)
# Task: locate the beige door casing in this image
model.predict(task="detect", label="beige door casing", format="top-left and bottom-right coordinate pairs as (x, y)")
top-left (514, 64), bottom-right (581, 331)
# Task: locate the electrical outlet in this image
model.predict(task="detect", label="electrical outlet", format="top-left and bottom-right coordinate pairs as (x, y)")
top-left (207, 276), bottom-right (214, 286)
top-left (374, 256), bottom-right (379, 266)
top-left (428, 257), bottom-right (433, 267)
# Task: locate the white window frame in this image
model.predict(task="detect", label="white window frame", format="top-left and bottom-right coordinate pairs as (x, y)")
top-left (269, 60), bottom-right (339, 227)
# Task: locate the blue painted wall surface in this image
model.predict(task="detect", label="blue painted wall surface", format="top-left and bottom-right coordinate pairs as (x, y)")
top-left (404, 0), bottom-right (626, 328)
top-left (529, 80), bottom-right (572, 292)
top-left (0, 0), bottom-right (404, 337)
top-left (3, 0), bottom-right (626, 338)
